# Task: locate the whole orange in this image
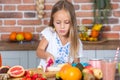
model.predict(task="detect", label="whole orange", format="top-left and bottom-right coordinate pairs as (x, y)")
top-left (65, 67), bottom-right (82, 80)
top-left (9, 32), bottom-right (17, 41)
top-left (24, 32), bottom-right (33, 41)
top-left (59, 63), bottom-right (72, 80)
top-left (91, 30), bottom-right (99, 38)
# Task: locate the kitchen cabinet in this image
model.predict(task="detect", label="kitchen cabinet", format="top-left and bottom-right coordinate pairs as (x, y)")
top-left (0, 50), bottom-right (119, 69)
top-left (1, 51), bottom-right (28, 68)
top-left (0, 51), bottom-right (40, 69)
top-left (81, 50), bottom-right (119, 62)
top-left (28, 51), bottom-right (40, 68)
top-left (81, 50), bottom-right (95, 62)
top-left (96, 50), bottom-right (119, 59)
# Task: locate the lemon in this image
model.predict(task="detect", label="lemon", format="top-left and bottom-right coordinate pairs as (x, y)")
top-left (89, 37), bottom-right (94, 41)
top-left (92, 24), bottom-right (102, 31)
top-left (93, 38), bottom-right (98, 41)
top-left (56, 72), bottom-right (60, 79)
top-left (16, 34), bottom-right (24, 41)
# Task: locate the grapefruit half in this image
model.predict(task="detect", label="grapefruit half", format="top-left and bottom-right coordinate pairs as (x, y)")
top-left (7, 65), bottom-right (25, 78)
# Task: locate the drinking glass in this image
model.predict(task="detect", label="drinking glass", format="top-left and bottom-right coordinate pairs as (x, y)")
top-left (101, 58), bottom-right (116, 80)
top-left (117, 58), bottom-right (120, 75)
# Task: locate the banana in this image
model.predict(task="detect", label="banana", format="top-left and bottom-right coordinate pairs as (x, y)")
top-left (92, 24), bottom-right (102, 31)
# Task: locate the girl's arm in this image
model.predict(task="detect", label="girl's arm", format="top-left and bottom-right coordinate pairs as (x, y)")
top-left (73, 58), bottom-right (80, 63)
top-left (36, 37), bottom-right (54, 61)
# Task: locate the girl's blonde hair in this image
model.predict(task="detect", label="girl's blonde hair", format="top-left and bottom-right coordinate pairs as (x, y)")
top-left (49, 0), bottom-right (80, 59)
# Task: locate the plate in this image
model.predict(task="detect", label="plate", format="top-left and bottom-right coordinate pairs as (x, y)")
top-left (82, 38), bottom-right (107, 44)
top-left (9, 40), bottom-right (32, 42)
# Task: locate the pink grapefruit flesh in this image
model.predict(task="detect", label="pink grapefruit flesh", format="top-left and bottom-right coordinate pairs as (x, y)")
top-left (7, 65), bottom-right (25, 78)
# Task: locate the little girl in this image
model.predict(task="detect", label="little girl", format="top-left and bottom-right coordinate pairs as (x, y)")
top-left (36, 0), bottom-right (83, 69)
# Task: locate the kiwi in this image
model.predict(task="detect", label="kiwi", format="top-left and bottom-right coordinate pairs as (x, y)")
top-left (75, 63), bottom-right (84, 72)
top-left (55, 77), bottom-right (62, 80)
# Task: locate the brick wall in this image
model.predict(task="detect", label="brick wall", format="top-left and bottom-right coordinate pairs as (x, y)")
top-left (0, 0), bottom-right (120, 41)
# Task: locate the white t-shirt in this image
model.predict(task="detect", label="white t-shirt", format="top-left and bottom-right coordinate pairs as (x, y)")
top-left (38, 27), bottom-right (83, 68)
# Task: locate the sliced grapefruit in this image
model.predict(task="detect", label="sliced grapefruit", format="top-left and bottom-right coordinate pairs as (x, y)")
top-left (7, 65), bottom-right (25, 78)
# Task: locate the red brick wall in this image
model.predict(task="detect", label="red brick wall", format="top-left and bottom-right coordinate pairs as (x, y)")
top-left (0, 0), bottom-right (120, 41)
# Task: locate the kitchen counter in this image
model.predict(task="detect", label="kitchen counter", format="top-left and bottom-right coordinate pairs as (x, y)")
top-left (0, 40), bottom-right (119, 51)
top-left (83, 40), bottom-right (120, 50)
top-left (0, 40), bottom-right (39, 51)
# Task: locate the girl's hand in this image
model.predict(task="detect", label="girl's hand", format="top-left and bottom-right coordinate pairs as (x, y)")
top-left (73, 58), bottom-right (80, 63)
top-left (46, 53), bottom-right (54, 66)
top-left (46, 57), bottom-right (54, 66)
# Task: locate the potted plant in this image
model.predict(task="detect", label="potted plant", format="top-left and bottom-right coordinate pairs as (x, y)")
top-left (93, 0), bottom-right (112, 24)
top-left (78, 0), bottom-right (112, 41)
top-left (91, 0), bottom-right (112, 40)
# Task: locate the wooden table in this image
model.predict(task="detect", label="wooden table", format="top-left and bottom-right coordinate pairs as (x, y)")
top-left (2, 69), bottom-right (120, 80)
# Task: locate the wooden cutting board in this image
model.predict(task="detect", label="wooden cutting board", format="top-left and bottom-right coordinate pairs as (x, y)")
top-left (27, 68), bottom-right (58, 78)
top-left (9, 78), bottom-right (22, 80)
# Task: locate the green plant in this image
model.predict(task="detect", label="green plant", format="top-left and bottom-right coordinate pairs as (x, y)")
top-left (93, 0), bottom-right (112, 24)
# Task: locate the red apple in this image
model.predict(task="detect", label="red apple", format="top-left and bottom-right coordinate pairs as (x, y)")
top-left (83, 65), bottom-right (93, 74)
top-left (82, 68), bottom-right (93, 74)
top-left (84, 65), bottom-right (93, 69)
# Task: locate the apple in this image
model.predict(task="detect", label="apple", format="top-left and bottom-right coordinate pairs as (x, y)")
top-left (84, 65), bottom-right (93, 69)
top-left (93, 68), bottom-right (103, 79)
top-left (83, 72), bottom-right (95, 80)
top-left (82, 68), bottom-right (93, 74)
top-left (82, 65), bottom-right (93, 75)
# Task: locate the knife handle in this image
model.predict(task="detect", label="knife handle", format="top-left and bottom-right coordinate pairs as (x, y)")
top-left (47, 58), bottom-right (54, 67)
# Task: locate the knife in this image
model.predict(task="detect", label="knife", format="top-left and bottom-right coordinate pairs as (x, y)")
top-left (45, 58), bottom-right (53, 72)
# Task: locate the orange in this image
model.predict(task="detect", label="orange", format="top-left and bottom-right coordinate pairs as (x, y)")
top-left (9, 32), bottom-right (17, 41)
top-left (59, 63), bottom-right (72, 80)
top-left (65, 67), bottom-right (82, 80)
top-left (91, 30), bottom-right (99, 38)
top-left (24, 32), bottom-right (33, 41)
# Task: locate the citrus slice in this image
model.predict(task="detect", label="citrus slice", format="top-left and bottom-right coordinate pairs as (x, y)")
top-left (7, 65), bottom-right (25, 78)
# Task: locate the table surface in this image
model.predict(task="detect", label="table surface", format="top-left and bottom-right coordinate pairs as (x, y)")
top-left (5, 70), bottom-right (120, 80)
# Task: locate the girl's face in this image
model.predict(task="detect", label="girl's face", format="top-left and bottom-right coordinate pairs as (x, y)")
top-left (53, 9), bottom-right (71, 37)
